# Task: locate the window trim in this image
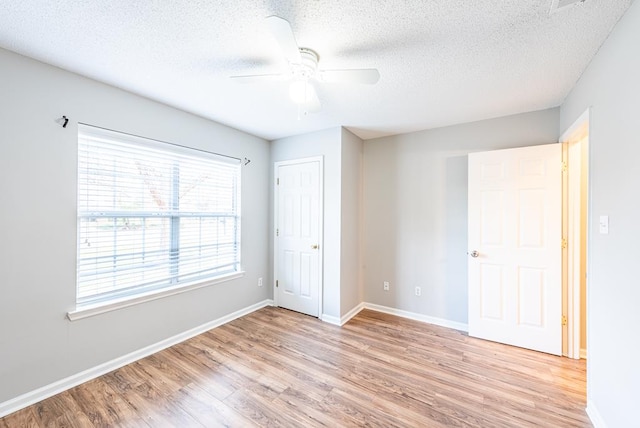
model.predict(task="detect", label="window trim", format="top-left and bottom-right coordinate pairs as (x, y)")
top-left (68, 271), bottom-right (245, 321)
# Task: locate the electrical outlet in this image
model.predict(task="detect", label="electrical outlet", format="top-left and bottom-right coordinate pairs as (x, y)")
top-left (415, 286), bottom-right (421, 297)
top-left (383, 281), bottom-right (390, 291)
top-left (258, 277), bottom-right (263, 287)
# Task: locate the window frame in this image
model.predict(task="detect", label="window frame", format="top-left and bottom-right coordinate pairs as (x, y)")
top-left (70, 124), bottom-right (243, 319)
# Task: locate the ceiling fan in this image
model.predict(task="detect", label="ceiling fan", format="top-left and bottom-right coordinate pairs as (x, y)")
top-left (230, 16), bottom-right (380, 114)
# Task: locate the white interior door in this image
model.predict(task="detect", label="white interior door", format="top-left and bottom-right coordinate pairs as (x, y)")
top-left (275, 158), bottom-right (322, 317)
top-left (468, 144), bottom-right (562, 355)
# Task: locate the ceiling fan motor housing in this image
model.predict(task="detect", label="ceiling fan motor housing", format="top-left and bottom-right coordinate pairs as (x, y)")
top-left (292, 48), bottom-right (319, 79)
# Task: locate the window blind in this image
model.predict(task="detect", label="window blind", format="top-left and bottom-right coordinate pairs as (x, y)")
top-left (77, 124), bottom-right (241, 306)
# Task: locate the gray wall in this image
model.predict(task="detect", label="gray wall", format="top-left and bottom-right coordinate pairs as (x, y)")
top-left (560, 1), bottom-right (640, 425)
top-left (362, 108), bottom-right (559, 324)
top-left (0, 48), bottom-right (270, 404)
top-left (340, 128), bottom-right (364, 317)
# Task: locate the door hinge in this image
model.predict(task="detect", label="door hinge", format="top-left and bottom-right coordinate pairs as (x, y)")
top-left (277, 178), bottom-right (280, 185)
top-left (562, 315), bottom-right (568, 326)
top-left (276, 280), bottom-right (279, 288)
top-left (562, 161), bottom-right (567, 172)
top-left (276, 228), bottom-right (279, 237)
top-left (561, 238), bottom-right (567, 249)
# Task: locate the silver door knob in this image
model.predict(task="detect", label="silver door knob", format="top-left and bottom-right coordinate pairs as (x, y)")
top-left (469, 250), bottom-right (479, 258)
top-left (311, 244), bottom-right (319, 249)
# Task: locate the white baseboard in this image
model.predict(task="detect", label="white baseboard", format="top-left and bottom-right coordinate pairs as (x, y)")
top-left (0, 300), bottom-right (468, 418)
top-left (586, 400), bottom-right (608, 428)
top-left (321, 302), bottom-right (366, 326)
top-left (323, 302), bottom-right (468, 332)
top-left (363, 302), bottom-right (469, 332)
top-left (0, 299), bottom-right (274, 419)
top-left (320, 314), bottom-right (341, 325)
top-left (341, 302), bottom-right (366, 325)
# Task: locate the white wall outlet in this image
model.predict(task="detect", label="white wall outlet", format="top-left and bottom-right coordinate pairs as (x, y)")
top-left (383, 281), bottom-right (390, 291)
top-left (415, 286), bottom-right (422, 297)
top-left (258, 277), bottom-right (263, 287)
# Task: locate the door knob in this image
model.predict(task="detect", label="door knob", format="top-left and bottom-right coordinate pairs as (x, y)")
top-left (311, 244), bottom-right (319, 249)
top-left (469, 250), bottom-right (479, 258)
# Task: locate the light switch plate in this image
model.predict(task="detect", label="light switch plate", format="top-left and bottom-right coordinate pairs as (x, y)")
top-left (599, 215), bottom-right (609, 234)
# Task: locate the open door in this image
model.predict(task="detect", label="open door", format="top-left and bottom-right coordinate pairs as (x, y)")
top-left (468, 144), bottom-right (562, 355)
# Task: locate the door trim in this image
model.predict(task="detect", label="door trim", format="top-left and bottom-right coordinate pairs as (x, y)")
top-left (560, 108), bottom-right (590, 360)
top-left (273, 156), bottom-right (324, 317)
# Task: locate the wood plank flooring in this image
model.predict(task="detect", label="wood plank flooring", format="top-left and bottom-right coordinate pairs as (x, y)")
top-left (0, 307), bottom-right (590, 427)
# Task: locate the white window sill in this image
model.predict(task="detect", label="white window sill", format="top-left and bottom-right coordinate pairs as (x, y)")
top-left (67, 271), bottom-right (245, 321)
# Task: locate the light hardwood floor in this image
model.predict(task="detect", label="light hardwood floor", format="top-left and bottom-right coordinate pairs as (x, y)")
top-left (0, 307), bottom-right (590, 427)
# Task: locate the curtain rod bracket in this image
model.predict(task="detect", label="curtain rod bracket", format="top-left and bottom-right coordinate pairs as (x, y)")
top-left (56, 115), bottom-right (69, 128)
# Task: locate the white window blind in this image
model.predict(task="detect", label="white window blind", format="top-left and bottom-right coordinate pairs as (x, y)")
top-left (77, 124), bottom-right (241, 307)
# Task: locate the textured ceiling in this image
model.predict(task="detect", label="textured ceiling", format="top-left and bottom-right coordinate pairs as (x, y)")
top-left (0, 0), bottom-right (633, 140)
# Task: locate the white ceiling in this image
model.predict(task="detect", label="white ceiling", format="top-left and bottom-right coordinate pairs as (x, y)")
top-left (0, 0), bottom-right (632, 140)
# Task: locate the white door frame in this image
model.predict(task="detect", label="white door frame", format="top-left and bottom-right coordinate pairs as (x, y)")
top-left (273, 156), bottom-right (324, 317)
top-left (560, 108), bottom-right (590, 359)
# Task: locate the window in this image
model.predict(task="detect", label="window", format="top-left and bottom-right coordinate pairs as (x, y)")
top-left (76, 124), bottom-right (241, 308)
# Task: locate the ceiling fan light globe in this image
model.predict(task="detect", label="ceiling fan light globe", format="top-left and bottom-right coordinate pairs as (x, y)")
top-left (289, 80), bottom-right (315, 104)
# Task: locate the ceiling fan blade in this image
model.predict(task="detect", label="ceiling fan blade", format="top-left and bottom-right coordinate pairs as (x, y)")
top-left (319, 68), bottom-right (380, 84)
top-left (265, 16), bottom-right (302, 64)
top-left (230, 73), bottom-right (289, 84)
